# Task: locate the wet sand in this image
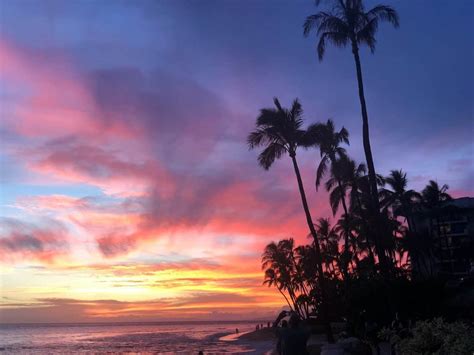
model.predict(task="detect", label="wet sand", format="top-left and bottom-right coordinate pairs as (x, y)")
top-left (220, 328), bottom-right (276, 354)
top-left (220, 328), bottom-right (327, 354)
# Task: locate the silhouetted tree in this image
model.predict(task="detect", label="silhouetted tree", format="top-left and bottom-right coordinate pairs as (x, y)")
top-left (248, 98), bottom-right (334, 341)
top-left (263, 267), bottom-right (294, 311)
top-left (421, 180), bottom-right (453, 274)
top-left (305, 120), bottom-right (352, 277)
top-left (380, 169), bottom-right (421, 231)
top-left (316, 218), bottom-right (341, 278)
top-left (304, 0), bottom-right (399, 274)
top-left (422, 180), bottom-right (452, 208)
top-left (327, 156), bottom-right (377, 264)
top-left (305, 119), bottom-right (349, 189)
top-left (262, 239), bottom-right (308, 318)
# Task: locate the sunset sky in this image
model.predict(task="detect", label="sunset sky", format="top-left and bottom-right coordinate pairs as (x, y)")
top-left (1, 0), bottom-right (473, 323)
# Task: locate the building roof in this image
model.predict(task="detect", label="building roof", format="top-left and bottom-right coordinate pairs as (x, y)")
top-left (440, 197), bottom-right (474, 210)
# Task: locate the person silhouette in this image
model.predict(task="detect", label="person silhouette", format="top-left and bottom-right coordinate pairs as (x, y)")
top-left (273, 311), bottom-right (310, 355)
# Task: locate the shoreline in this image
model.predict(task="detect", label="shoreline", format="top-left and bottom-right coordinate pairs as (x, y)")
top-left (220, 328), bottom-right (276, 354)
top-left (220, 327), bottom-right (329, 355)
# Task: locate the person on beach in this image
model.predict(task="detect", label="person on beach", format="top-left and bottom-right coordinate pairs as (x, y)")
top-left (276, 318), bottom-right (288, 354)
top-left (273, 310), bottom-right (311, 355)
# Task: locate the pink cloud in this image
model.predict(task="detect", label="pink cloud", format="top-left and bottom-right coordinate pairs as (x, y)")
top-left (0, 38), bottom-right (136, 139)
top-left (27, 139), bottom-right (175, 197)
top-left (2, 35), bottom-right (334, 263)
top-left (0, 217), bottom-right (69, 263)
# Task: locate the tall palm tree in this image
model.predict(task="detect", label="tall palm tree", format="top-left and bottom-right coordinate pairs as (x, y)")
top-left (303, 0), bottom-right (399, 208)
top-left (248, 97), bottom-right (334, 342)
top-left (304, 0), bottom-right (399, 273)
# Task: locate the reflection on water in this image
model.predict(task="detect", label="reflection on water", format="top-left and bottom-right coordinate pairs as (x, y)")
top-left (0, 322), bottom-right (260, 353)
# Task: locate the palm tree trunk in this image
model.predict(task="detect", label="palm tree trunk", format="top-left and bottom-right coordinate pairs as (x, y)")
top-left (278, 287), bottom-right (294, 312)
top-left (287, 287), bottom-right (302, 318)
top-left (355, 193), bottom-right (376, 263)
top-left (351, 42), bottom-right (390, 275)
top-left (338, 179), bottom-right (351, 280)
top-left (290, 154), bottom-right (334, 343)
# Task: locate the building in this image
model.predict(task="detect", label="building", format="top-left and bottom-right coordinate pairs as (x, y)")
top-left (412, 197), bottom-right (474, 279)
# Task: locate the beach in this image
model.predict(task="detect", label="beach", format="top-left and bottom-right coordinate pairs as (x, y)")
top-left (221, 327), bottom-right (330, 355)
top-left (220, 328), bottom-right (276, 354)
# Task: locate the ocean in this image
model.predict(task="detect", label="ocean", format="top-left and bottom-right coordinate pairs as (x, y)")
top-left (0, 321), bottom-right (269, 354)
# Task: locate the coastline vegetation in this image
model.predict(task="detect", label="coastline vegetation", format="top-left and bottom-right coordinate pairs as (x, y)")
top-left (247, 0), bottom-right (473, 349)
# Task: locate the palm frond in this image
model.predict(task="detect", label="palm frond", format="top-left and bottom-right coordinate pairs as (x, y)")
top-left (366, 5), bottom-right (399, 28)
top-left (325, 176), bottom-right (337, 192)
top-left (356, 17), bottom-right (377, 52)
top-left (247, 129), bottom-right (268, 149)
top-left (356, 163), bottom-right (367, 175)
top-left (303, 12), bottom-right (331, 37)
top-left (335, 147), bottom-right (347, 159)
top-left (339, 126), bottom-right (349, 144)
top-left (256, 108), bottom-right (279, 127)
top-left (273, 97), bottom-right (283, 111)
top-left (305, 122), bottom-right (326, 148)
top-left (290, 99), bottom-right (302, 118)
top-left (316, 14), bottom-right (349, 36)
top-left (318, 31), bottom-right (349, 60)
top-left (316, 155), bottom-right (329, 189)
top-left (298, 127), bottom-right (319, 148)
top-left (258, 142), bottom-right (286, 170)
top-left (329, 184), bottom-right (345, 215)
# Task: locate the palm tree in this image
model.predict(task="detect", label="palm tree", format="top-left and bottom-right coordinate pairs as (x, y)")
top-left (339, 158), bottom-right (379, 263)
top-left (305, 120), bottom-right (351, 276)
top-left (421, 180), bottom-right (453, 273)
top-left (295, 244), bottom-right (320, 291)
top-left (325, 157), bottom-right (355, 277)
top-left (304, 0), bottom-right (399, 273)
top-left (262, 239), bottom-right (313, 319)
top-left (279, 238), bottom-right (311, 318)
top-left (316, 218), bottom-right (341, 277)
top-left (248, 97), bottom-right (334, 342)
top-left (380, 169), bottom-right (421, 231)
top-left (305, 119), bottom-right (349, 189)
top-left (422, 180), bottom-right (452, 208)
top-left (263, 267), bottom-right (295, 311)
top-left (262, 240), bottom-right (305, 317)
top-left (335, 214), bottom-right (361, 272)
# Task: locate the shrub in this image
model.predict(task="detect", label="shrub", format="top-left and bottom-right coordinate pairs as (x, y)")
top-left (397, 318), bottom-right (474, 355)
